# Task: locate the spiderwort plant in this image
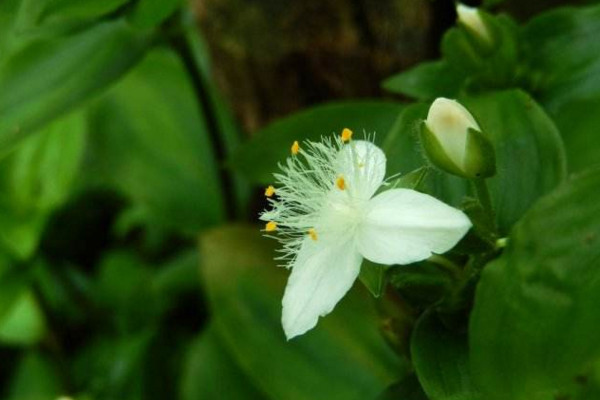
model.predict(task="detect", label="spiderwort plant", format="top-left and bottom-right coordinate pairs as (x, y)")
top-left (260, 130), bottom-right (472, 339)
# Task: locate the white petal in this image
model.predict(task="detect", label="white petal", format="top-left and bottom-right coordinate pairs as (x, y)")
top-left (426, 98), bottom-right (480, 169)
top-left (356, 189), bottom-right (471, 265)
top-left (282, 235), bottom-right (362, 340)
top-left (335, 140), bottom-right (386, 200)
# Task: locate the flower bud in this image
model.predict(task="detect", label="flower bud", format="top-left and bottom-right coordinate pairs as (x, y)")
top-left (421, 98), bottom-right (495, 179)
top-left (456, 3), bottom-right (493, 47)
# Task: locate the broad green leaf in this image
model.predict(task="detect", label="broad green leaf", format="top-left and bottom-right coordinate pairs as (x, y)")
top-left (382, 60), bottom-right (467, 101)
top-left (0, 290), bottom-right (46, 346)
top-left (412, 311), bottom-right (481, 400)
top-left (381, 90), bottom-right (566, 233)
top-left (377, 375), bottom-right (428, 400)
top-left (522, 4), bottom-right (600, 113)
top-left (229, 101), bottom-right (404, 184)
top-left (180, 325), bottom-right (265, 400)
top-left (0, 19), bottom-right (150, 154)
top-left (0, 0), bottom-right (21, 57)
top-left (470, 167), bottom-right (600, 399)
top-left (522, 4), bottom-right (600, 172)
top-left (549, 97), bottom-right (600, 173)
top-left (8, 352), bottom-right (63, 400)
top-left (0, 264), bottom-right (29, 325)
top-left (130, 0), bottom-right (182, 28)
top-left (16, 0), bottom-right (130, 32)
top-left (72, 332), bottom-right (153, 400)
top-left (0, 110), bottom-right (86, 259)
top-left (86, 48), bottom-right (225, 233)
top-left (460, 89), bottom-right (567, 233)
top-left (199, 225), bottom-right (404, 400)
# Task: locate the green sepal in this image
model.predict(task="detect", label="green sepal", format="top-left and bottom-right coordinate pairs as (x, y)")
top-left (358, 260), bottom-right (389, 298)
top-left (463, 127), bottom-right (496, 178)
top-left (383, 166), bottom-right (430, 193)
top-left (443, 13), bottom-right (519, 88)
top-left (419, 122), bottom-right (466, 178)
top-left (457, 8), bottom-right (500, 55)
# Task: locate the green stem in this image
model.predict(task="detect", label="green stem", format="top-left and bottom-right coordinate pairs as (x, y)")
top-left (472, 178), bottom-right (495, 226)
top-left (428, 254), bottom-right (462, 280)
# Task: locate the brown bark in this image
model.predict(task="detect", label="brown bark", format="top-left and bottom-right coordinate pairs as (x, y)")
top-left (193, 0), bottom-right (433, 132)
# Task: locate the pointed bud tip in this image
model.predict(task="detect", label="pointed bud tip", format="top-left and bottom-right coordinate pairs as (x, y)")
top-left (456, 3), bottom-right (492, 43)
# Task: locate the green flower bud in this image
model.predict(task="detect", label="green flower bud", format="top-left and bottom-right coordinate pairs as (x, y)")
top-left (456, 3), bottom-right (492, 47)
top-left (421, 98), bottom-right (496, 179)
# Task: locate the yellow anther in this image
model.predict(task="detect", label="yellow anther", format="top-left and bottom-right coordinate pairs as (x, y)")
top-left (308, 228), bottom-right (318, 241)
top-left (341, 128), bottom-right (353, 142)
top-left (291, 140), bottom-right (300, 155)
top-left (265, 185), bottom-right (276, 197)
top-left (358, 162), bottom-right (365, 168)
top-left (265, 221), bottom-right (277, 232)
top-left (336, 176), bottom-right (346, 190)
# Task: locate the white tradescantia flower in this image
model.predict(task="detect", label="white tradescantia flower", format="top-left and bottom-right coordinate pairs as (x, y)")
top-left (260, 132), bottom-right (472, 339)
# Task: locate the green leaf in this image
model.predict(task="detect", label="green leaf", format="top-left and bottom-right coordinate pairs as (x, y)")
top-left (8, 352), bottom-right (63, 400)
top-left (96, 252), bottom-right (159, 332)
top-left (199, 225), bottom-right (404, 400)
top-left (0, 290), bottom-right (46, 346)
top-left (17, 0), bottom-right (131, 32)
top-left (86, 48), bottom-right (225, 233)
top-left (522, 4), bottom-right (600, 172)
top-left (229, 101), bottom-right (404, 185)
top-left (0, 110), bottom-right (86, 259)
top-left (0, 0), bottom-right (21, 57)
top-left (180, 325), bottom-right (266, 400)
top-left (460, 89), bottom-right (567, 233)
top-left (382, 60), bottom-right (467, 101)
top-left (130, 0), bottom-right (182, 28)
top-left (412, 311), bottom-right (481, 400)
top-left (470, 167), bottom-right (600, 399)
top-left (72, 332), bottom-right (153, 399)
top-left (0, 19), bottom-right (150, 154)
top-left (0, 260), bottom-right (29, 324)
top-left (382, 90), bottom-right (566, 233)
top-left (377, 375), bottom-right (428, 400)
top-left (549, 97), bottom-right (600, 173)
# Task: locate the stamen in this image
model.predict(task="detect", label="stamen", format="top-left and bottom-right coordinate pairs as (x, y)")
top-left (336, 176), bottom-right (346, 190)
top-left (291, 141), bottom-right (300, 155)
top-left (341, 128), bottom-right (353, 142)
top-left (265, 221), bottom-right (277, 232)
top-left (308, 228), bottom-right (318, 241)
top-left (265, 185), bottom-right (276, 197)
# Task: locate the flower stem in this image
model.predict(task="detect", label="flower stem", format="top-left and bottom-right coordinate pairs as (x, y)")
top-left (428, 254), bottom-right (462, 280)
top-left (472, 178), bottom-right (495, 226)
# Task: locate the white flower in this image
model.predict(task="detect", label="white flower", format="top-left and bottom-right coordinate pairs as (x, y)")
top-left (260, 133), bottom-right (472, 339)
top-left (456, 3), bottom-right (492, 43)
